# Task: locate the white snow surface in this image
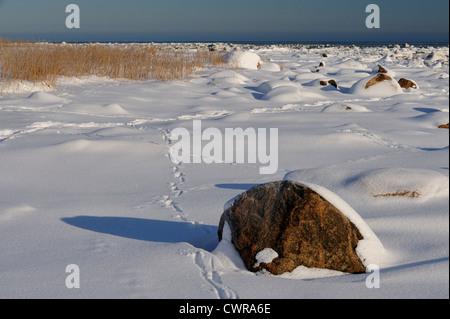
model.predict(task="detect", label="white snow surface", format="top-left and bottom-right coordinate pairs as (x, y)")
top-left (0, 43), bottom-right (448, 299)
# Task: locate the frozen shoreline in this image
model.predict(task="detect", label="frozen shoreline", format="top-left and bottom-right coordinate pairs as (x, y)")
top-left (0, 43), bottom-right (448, 298)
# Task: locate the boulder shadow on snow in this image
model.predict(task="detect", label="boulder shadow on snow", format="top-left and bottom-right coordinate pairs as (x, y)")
top-left (413, 107), bottom-right (443, 114)
top-left (61, 216), bottom-right (218, 251)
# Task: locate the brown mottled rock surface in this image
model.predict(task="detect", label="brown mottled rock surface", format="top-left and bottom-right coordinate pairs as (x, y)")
top-left (365, 73), bottom-right (393, 89)
top-left (376, 65), bottom-right (388, 73)
top-left (398, 78), bottom-right (417, 89)
top-left (218, 181), bottom-right (367, 275)
top-left (328, 79), bottom-right (338, 88)
top-left (319, 80), bottom-right (338, 88)
top-left (438, 123), bottom-right (449, 129)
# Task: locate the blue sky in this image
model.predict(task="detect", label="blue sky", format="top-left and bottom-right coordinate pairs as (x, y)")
top-left (0, 0), bottom-right (448, 42)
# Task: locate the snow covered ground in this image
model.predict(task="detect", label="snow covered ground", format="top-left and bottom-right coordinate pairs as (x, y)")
top-left (0, 43), bottom-right (448, 299)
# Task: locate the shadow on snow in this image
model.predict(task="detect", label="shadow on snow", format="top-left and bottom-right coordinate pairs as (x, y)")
top-left (61, 216), bottom-right (219, 252)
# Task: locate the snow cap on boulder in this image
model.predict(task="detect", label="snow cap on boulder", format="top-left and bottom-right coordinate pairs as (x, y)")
top-left (349, 73), bottom-right (402, 96)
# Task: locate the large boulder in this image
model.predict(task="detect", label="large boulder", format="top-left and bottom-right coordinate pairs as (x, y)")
top-left (218, 181), bottom-right (374, 275)
top-left (398, 78), bottom-right (418, 89)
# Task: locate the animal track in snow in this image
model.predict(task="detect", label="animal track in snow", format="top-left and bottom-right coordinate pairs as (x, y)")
top-left (90, 238), bottom-right (112, 255)
top-left (335, 123), bottom-right (408, 149)
top-left (157, 128), bottom-right (189, 221)
top-left (193, 251), bottom-right (239, 299)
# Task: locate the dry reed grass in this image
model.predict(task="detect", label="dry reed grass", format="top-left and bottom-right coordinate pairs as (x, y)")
top-left (0, 38), bottom-right (226, 91)
top-left (373, 190), bottom-right (421, 198)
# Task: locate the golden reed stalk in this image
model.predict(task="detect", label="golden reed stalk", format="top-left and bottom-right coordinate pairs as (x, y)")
top-left (0, 39), bottom-right (225, 91)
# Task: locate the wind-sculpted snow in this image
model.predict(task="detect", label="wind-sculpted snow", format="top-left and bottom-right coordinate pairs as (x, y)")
top-left (0, 43), bottom-right (448, 298)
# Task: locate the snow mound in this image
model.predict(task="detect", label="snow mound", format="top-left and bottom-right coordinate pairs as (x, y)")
top-left (301, 79), bottom-right (325, 87)
top-left (208, 70), bottom-right (249, 85)
top-left (65, 103), bottom-right (128, 116)
top-left (425, 52), bottom-right (448, 67)
top-left (224, 49), bottom-right (262, 70)
top-left (256, 80), bottom-right (299, 93)
top-left (349, 74), bottom-right (402, 97)
top-left (102, 103), bottom-right (129, 115)
top-left (350, 168), bottom-right (449, 201)
top-left (409, 110), bottom-right (449, 129)
top-left (27, 91), bottom-right (68, 104)
top-left (292, 72), bottom-right (323, 83)
top-left (259, 61), bottom-right (281, 72)
top-left (262, 86), bottom-right (302, 102)
top-left (321, 102), bottom-right (371, 113)
top-left (434, 72), bottom-right (449, 79)
top-left (333, 59), bottom-right (369, 70)
top-left (256, 80), bottom-right (304, 103)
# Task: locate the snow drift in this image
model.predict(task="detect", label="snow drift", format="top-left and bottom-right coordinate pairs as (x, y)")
top-left (224, 49), bottom-right (262, 70)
